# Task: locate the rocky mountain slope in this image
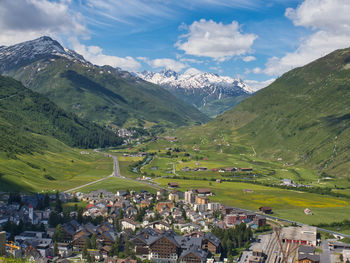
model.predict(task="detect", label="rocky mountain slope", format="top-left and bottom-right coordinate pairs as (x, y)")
top-left (0, 37), bottom-right (209, 128)
top-left (137, 70), bottom-right (252, 117)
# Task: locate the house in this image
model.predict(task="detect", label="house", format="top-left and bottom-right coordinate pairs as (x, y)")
top-left (216, 179), bottom-right (221, 183)
top-left (259, 206), bottom-right (273, 214)
top-left (57, 242), bottom-right (73, 258)
top-left (282, 179), bottom-right (293, 186)
top-left (202, 232), bottom-right (221, 254)
top-left (184, 190), bottom-right (196, 204)
top-left (149, 231), bottom-right (180, 263)
top-left (297, 246), bottom-right (320, 263)
top-left (117, 257), bottom-right (137, 263)
top-left (182, 167), bottom-right (191, 172)
top-left (196, 188), bottom-right (212, 196)
top-left (179, 248), bottom-right (208, 263)
top-left (196, 196), bottom-right (209, 205)
top-left (168, 182), bottom-right (179, 188)
top-left (140, 200), bottom-right (150, 208)
top-left (156, 202), bottom-right (174, 212)
top-left (225, 167), bottom-right (236, 172)
top-left (121, 218), bottom-right (138, 231)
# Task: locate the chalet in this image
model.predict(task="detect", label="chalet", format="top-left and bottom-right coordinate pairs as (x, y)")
top-left (216, 179), bottom-right (221, 183)
top-left (196, 188), bottom-right (212, 196)
top-left (201, 232), bottom-right (221, 254)
top-left (259, 206), bottom-right (272, 214)
top-left (149, 231), bottom-right (181, 263)
top-left (179, 249), bottom-right (208, 263)
top-left (168, 182), bottom-right (179, 188)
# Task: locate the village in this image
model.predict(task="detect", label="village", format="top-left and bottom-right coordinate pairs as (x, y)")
top-left (1, 182), bottom-right (350, 263)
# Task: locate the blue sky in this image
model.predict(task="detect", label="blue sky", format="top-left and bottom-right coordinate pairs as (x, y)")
top-left (1, 0), bottom-right (350, 90)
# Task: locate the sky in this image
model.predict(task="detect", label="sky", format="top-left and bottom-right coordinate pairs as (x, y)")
top-left (1, 0), bottom-right (350, 90)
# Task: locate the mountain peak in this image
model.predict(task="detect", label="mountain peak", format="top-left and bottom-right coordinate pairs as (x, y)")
top-left (0, 36), bottom-right (85, 72)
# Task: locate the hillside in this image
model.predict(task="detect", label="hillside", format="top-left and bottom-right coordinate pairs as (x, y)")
top-left (0, 75), bottom-right (122, 156)
top-left (203, 47), bottom-right (350, 176)
top-left (0, 37), bottom-right (209, 128)
top-left (138, 70), bottom-right (251, 117)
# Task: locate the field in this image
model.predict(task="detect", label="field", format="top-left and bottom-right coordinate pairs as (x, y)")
top-left (0, 136), bottom-right (113, 193)
top-left (78, 176), bottom-right (157, 193)
top-left (154, 177), bottom-right (350, 225)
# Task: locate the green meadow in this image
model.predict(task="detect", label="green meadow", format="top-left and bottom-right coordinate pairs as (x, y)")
top-left (0, 136), bottom-right (113, 193)
top-left (154, 177), bottom-right (350, 225)
top-left (78, 176), bottom-right (157, 193)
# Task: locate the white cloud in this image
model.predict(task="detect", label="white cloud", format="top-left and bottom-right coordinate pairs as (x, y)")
top-left (176, 19), bottom-right (257, 61)
top-left (71, 39), bottom-right (141, 71)
top-left (252, 67), bottom-right (262, 74)
top-left (264, 0), bottom-right (350, 76)
top-left (140, 58), bottom-right (188, 72)
top-left (0, 0), bottom-right (87, 46)
top-left (242, 56), bottom-right (256, 62)
top-left (244, 78), bottom-right (275, 92)
top-left (183, 67), bottom-right (202, 75)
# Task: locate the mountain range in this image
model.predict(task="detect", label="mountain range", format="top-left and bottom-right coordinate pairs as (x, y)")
top-left (137, 70), bottom-right (252, 117)
top-left (0, 37), bottom-right (209, 128)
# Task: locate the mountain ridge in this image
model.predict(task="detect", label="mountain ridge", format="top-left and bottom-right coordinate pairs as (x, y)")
top-left (0, 37), bottom-right (209, 128)
top-left (137, 69), bottom-right (252, 117)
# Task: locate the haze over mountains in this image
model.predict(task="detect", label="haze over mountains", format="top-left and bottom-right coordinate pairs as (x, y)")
top-left (137, 70), bottom-right (252, 117)
top-left (0, 36), bottom-right (209, 128)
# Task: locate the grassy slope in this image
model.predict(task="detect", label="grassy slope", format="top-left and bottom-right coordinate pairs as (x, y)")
top-left (8, 58), bottom-right (209, 127)
top-left (199, 95), bottom-right (250, 118)
top-left (0, 135), bottom-right (113, 193)
top-left (206, 48), bottom-right (350, 177)
top-left (0, 75), bottom-right (121, 155)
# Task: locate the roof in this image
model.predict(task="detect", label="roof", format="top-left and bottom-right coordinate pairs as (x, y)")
top-left (203, 232), bottom-right (221, 247)
top-left (196, 188), bottom-right (211, 194)
top-left (297, 253), bottom-right (320, 262)
top-left (299, 245), bottom-right (316, 254)
top-left (179, 246), bottom-right (208, 261)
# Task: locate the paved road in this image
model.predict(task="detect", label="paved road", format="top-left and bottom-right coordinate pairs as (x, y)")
top-left (64, 154), bottom-right (119, 193)
top-left (320, 240), bottom-right (332, 263)
top-left (64, 153), bottom-right (162, 193)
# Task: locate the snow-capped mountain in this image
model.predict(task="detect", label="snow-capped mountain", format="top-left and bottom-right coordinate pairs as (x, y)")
top-left (0, 36), bottom-right (86, 72)
top-left (137, 70), bottom-right (252, 116)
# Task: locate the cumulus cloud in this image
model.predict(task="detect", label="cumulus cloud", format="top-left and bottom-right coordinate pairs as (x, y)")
top-left (0, 0), bottom-right (87, 45)
top-left (264, 0), bottom-right (350, 76)
top-left (140, 57), bottom-right (188, 72)
top-left (71, 39), bottom-right (141, 71)
top-left (242, 56), bottom-right (256, 62)
top-left (176, 19), bottom-right (257, 61)
top-left (244, 78), bottom-right (275, 92)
